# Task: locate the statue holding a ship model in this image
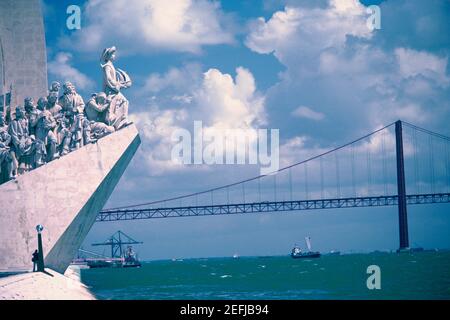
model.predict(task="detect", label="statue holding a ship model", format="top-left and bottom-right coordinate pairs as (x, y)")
top-left (0, 47), bottom-right (132, 184)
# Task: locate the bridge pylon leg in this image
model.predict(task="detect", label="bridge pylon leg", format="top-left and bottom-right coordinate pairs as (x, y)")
top-left (395, 120), bottom-right (409, 250)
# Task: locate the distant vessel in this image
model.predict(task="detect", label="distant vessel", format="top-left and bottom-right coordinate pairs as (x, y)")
top-left (72, 252), bottom-right (141, 269)
top-left (122, 246), bottom-right (141, 268)
top-left (232, 253), bottom-right (239, 259)
top-left (71, 231), bottom-right (142, 268)
top-left (71, 250), bottom-right (125, 269)
top-left (291, 237), bottom-right (321, 259)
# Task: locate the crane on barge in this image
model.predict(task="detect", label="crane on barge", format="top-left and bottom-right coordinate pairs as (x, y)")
top-left (88, 231), bottom-right (143, 268)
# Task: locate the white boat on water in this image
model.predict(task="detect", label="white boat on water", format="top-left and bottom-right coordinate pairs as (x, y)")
top-left (291, 236), bottom-right (321, 259)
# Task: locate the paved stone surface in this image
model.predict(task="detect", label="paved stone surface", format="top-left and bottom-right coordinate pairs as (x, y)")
top-left (0, 267), bottom-right (96, 300)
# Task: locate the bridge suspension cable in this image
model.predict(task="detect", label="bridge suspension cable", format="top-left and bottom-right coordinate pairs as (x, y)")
top-left (103, 122), bottom-right (398, 211)
top-left (101, 120), bottom-right (450, 218)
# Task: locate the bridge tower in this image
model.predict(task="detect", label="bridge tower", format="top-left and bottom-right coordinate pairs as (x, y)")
top-left (395, 120), bottom-right (409, 249)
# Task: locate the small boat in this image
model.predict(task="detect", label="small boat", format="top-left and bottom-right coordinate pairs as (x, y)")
top-left (291, 237), bottom-right (321, 259)
top-left (232, 253), bottom-right (239, 259)
top-left (122, 246), bottom-right (141, 268)
top-left (71, 237), bottom-right (142, 269)
top-left (89, 231), bottom-right (143, 268)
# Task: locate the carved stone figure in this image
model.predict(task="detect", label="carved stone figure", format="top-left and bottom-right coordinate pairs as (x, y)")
top-left (0, 114), bottom-right (8, 133)
top-left (71, 112), bottom-right (86, 150)
top-left (82, 118), bottom-right (93, 145)
top-left (57, 116), bottom-right (72, 156)
top-left (0, 47), bottom-right (134, 184)
top-left (37, 97), bottom-right (47, 112)
top-left (88, 120), bottom-right (115, 142)
top-left (35, 109), bottom-right (58, 166)
top-left (4, 105), bottom-right (12, 124)
top-left (8, 106), bottom-right (35, 173)
top-left (0, 114), bottom-right (14, 181)
top-left (50, 81), bottom-right (61, 94)
top-left (60, 82), bottom-right (85, 115)
top-left (46, 91), bottom-right (62, 118)
top-left (59, 82), bottom-right (85, 154)
top-left (43, 91), bottom-right (69, 157)
top-left (24, 97), bottom-right (40, 136)
top-left (85, 92), bottom-right (109, 123)
top-left (101, 46), bottom-right (131, 130)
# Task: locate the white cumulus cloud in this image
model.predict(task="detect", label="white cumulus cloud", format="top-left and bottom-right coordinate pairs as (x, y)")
top-left (245, 0), bottom-right (450, 138)
top-left (395, 48), bottom-right (449, 86)
top-left (142, 63), bottom-right (202, 94)
top-left (132, 66), bottom-right (267, 175)
top-left (47, 52), bottom-right (94, 91)
top-left (245, 0), bottom-right (371, 67)
top-left (292, 106), bottom-right (325, 121)
top-left (196, 67), bottom-right (266, 128)
top-left (61, 0), bottom-right (235, 54)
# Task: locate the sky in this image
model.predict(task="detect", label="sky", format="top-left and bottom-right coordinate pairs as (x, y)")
top-left (41, 0), bottom-right (450, 260)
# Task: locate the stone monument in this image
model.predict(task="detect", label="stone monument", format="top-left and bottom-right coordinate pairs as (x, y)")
top-left (0, 125), bottom-right (141, 273)
top-left (0, 1), bottom-right (141, 275)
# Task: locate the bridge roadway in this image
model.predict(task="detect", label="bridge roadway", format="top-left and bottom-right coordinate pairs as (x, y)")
top-left (96, 193), bottom-right (450, 222)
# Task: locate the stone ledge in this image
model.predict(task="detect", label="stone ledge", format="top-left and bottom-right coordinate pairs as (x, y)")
top-left (0, 267), bottom-right (95, 300)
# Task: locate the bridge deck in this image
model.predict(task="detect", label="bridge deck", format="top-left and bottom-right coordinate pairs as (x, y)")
top-left (96, 193), bottom-right (450, 222)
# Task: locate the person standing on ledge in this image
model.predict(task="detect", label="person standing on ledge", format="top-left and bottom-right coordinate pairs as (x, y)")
top-left (32, 250), bottom-right (39, 272)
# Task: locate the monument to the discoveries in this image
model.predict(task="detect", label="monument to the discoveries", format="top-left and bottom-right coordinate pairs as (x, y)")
top-left (0, 0), bottom-right (141, 278)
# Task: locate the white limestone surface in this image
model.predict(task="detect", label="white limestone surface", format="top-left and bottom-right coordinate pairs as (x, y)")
top-left (0, 124), bottom-right (141, 273)
top-left (0, 268), bottom-right (95, 300)
top-left (0, 0), bottom-right (48, 108)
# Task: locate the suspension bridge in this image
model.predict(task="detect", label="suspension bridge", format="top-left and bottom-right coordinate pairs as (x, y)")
top-left (96, 120), bottom-right (450, 250)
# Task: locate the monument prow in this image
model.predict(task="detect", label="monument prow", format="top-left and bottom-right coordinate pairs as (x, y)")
top-left (1, 1), bottom-right (141, 281)
top-left (0, 124), bottom-right (140, 273)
